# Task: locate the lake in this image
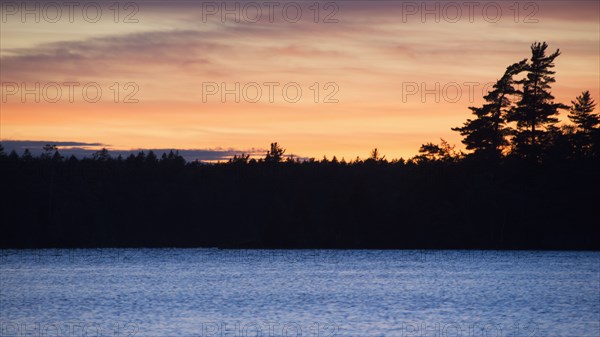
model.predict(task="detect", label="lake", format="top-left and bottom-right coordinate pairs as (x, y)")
top-left (1, 249), bottom-right (598, 337)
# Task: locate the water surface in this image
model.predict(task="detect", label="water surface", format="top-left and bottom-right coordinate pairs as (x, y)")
top-left (1, 250), bottom-right (598, 336)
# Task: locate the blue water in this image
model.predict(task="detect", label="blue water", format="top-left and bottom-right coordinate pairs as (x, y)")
top-left (1, 250), bottom-right (598, 337)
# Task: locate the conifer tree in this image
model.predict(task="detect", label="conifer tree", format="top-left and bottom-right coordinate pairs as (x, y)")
top-left (452, 60), bottom-right (526, 159)
top-left (568, 91), bottom-right (598, 132)
top-left (265, 142), bottom-right (285, 163)
top-left (507, 42), bottom-right (566, 160)
top-left (568, 91), bottom-right (599, 157)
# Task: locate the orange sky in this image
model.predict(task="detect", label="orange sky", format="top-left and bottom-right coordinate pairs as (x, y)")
top-left (1, 0), bottom-right (599, 160)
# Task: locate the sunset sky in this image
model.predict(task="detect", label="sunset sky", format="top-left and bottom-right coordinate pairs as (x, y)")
top-left (1, 0), bottom-right (599, 160)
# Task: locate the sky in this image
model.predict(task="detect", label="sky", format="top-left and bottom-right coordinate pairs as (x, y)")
top-left (1, 0), bottom-right (599, 161)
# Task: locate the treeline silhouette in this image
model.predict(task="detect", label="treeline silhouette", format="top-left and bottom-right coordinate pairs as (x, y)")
top-left (1, 42), bottom-right (599, 249)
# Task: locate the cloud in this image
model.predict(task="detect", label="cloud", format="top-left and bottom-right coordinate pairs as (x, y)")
top-left (0, 140), bottom-right (267, 162)
top-left (3, 1), bottom-right (597, 90)
top-left (0, 140), bottom-right (104, 148)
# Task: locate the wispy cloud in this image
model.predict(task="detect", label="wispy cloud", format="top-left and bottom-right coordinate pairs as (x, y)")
top-left (0, 140), bottom-right (268, 162)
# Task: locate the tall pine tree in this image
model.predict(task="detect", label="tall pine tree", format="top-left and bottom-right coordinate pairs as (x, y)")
top-left (452, 60), bottom-right (526, 159)
top-left (568, 91), bottom-right (599, 157)
top-left (507, 42), bottom-right (566, 160)
top-left (569, 91), bottom-right (598, 132)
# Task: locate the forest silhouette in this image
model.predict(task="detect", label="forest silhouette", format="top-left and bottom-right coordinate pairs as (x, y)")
top-left (1, 42), bottom-right (599, 249)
